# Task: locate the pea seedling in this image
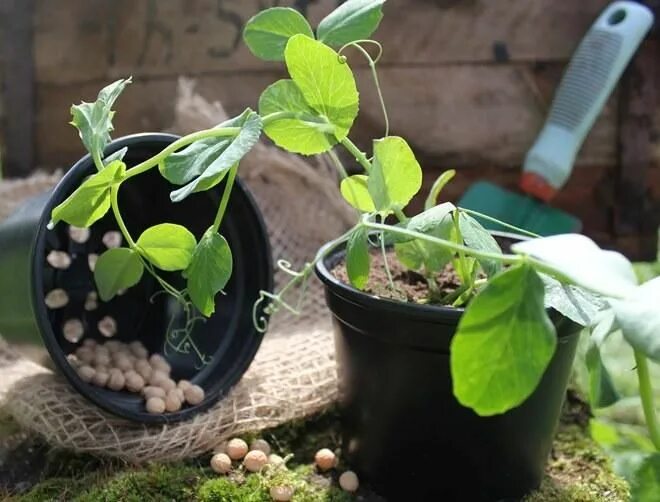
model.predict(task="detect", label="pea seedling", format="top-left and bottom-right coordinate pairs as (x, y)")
top-left (51, 0), bottom-right (659, 483)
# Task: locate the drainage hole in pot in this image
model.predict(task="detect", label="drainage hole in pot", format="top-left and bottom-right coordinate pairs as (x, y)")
top-left (46, 250), bottom-right (72, 270)
top-left (62, 318), bottom-right (85, 344)
top-left (101, 231), bottom-right (122, 249)
top-left (68, 225), bottom-right (90, 244)
top-left (44, 288), bottom-right (69, 309)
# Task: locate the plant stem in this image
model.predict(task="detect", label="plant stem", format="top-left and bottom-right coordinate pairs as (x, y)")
top-left (452, 210), bottom-right (472, 288)
top-left (380, 231), bottom-right (395, 289)
top-left (123, 127), bottom-right (241, 180)
top-left (110, 184), bottom-right (137, 248)
top-left (459, 207), bottom-right (541, 239)
top-left (634, 350), bottom-right (660, 451)
top-left (393, 207), bottom-right (408, 222)
top-left (93, 151), bottom-right (105, 172)
top-left (212, 163), bottom-right (238, 233)
top-left (340, 137), bottom-right (372, 174)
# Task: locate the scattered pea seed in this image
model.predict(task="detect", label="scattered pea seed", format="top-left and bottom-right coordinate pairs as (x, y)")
top-left (250, 439), bottom-right (271, 456)
top-left (98, 316), bottom-right (117, 338)
top-left (143, 386), bottom-right (167, 400)
top-left (149, 354), bottom-right (171, 374)
top-left (69, 225), bottom-right (90, 243)
top-left (175, 387), bottom-right (185, 402)
top-left (92, 370), bottom-right (109, 387)
top-left (87, 254), bottom-right (98, 272)
top-left (62, 319), bottom-right (84, 344)
top-left (77, 365), bottom-right (95, 383)
top-left (226, 438), bottom-right (248, 460)
top-left (148, 370), bottom-right (170, 387)
top-left (243, 450), bottom-right (268, 472)
top-left (160, 378), bottom-right (177, 392)
top-left (270, 485), bottom-right (295, 502)
top-left (94, 352), bottom-right (111, 367)
top-left (129, 341), bottom-right (149, 359)
top-left (183, 384), bottom-right (205, 405)
top-left (46, 250), bottom-right (71, 269)
top-left (107, 368), bottom-right (125, 391)
top-left (210, 453), bottom-right (232, 474)
top-left (177, 379), bottom-right (192, 391)
top-left (82, 338), bottom-right (97, 349)
top-left (268, 454), bottom-right (285, 467)
top-left (124, 370), bottom-right (145, 393)
top-left (66, 354), bottom-right (81, 368)
top-left (146, 396), bottom-right (166, 414)
top-left (114, 354), bottom-right (134, 372)
top-left (339, 471), bottom-right (359, 493)
top-left (135, 359), bottom-right (152, 380)
top-left (105, 340), bottom-right (123, 353)
top-left (102, 231), bottom-right (122, 249)
top-left (45, 289), bottom-right (69, 309)
top-left (314, 448), bottom-right (336, 471)
top-left (84, 291), bottom-right (98, 311)
top-left (164, 390), bottom-right (182, 412)
top-left (75, 347), bottom-right (95, 364)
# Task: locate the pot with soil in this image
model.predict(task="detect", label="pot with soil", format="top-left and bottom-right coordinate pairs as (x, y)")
top-left (315, 237), bottom-right (581, 501)
top-left (0, 126), bottom-right (272, 423)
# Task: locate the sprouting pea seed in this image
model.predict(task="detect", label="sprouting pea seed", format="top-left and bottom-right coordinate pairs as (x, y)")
top-left (314, 448), bottom-right (336, 471)
top-left (250, 439), bottom-right (271, 456)
top-left (243, 450), bottom-right (268, 472)
top-left (124, 370), bottom-right (145, 393)
top-left (339, 471), bottom-right (359, 493)
top-left (270, 485), bottom-right (295, 502)
top-left (183, 384), bottom-right (204, 405)
top-left (107, 368), bottom-right (125, 391)
top-left (143, 386), bottom-right (167, 400)
top-left (165, 390), bottom-right (182, 412)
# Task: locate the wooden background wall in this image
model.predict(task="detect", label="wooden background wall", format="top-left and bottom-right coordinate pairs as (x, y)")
top-left (0, 0), bottom-right (658, 259)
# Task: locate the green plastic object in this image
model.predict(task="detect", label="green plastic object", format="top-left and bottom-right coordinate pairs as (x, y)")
top-left (459, 1), bottom-right (654, 236)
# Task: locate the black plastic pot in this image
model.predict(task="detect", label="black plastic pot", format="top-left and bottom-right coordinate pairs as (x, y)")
top-left (0, 133), bottom-right (273, 423)
top-left (315, 236), bottom-right (580, 501)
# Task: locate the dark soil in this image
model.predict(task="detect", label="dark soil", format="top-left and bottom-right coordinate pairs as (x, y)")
top-left (332, 249), bottom-right (462, 304)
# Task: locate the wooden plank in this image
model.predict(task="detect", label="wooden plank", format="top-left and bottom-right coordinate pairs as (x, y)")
top-left (0, 0), bottom-right (35, 177)
top-left (36, 71), bottom-right (285, 167)
top-left (36, 63), bottom-right (617, 169)
top-left (34, 0), bottom-right (611, 85)
top-left (350, 63), bottom-right (617, 168)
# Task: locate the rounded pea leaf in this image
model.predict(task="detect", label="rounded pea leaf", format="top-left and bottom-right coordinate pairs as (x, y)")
top-left (451, 263), bottom-right (557, 416)
top-left (243, 7), bottom-right (314, 61)
top-left (340, 175), bottom-right (375, 212)
top-left (259, 79), bottom-right (335, 155)
top-left (94, 247), bottom-right (144, 301)
top-left (185, 229), bottom-right (233, 317)
top-left (50, 160), bottom-right (126, 228)
top-left (368, 136), bottom-right (422, 212)
top-left (317, 0), bottom-right (385, 47)
top-left (346, 227), bottom-right (370, 290)
top-left (284, 34), bottom-right (359, 143)
top-left (136, 223), bottom-right (197, 271)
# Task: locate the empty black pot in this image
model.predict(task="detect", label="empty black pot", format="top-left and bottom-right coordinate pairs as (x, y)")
top-left (0, 133), bottom-right (273, 423)
top-left (315, 237), bottom-right (580, 501)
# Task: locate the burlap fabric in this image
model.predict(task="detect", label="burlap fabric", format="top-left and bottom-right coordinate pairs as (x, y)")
top-left (0, 79), bottom-right (355, 463)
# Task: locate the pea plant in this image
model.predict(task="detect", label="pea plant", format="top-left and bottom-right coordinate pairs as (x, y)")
top-left (49, 0), bottom-right (659, 477)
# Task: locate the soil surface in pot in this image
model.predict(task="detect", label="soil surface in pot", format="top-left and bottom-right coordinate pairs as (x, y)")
top-left (332, 249), bottom-right (467, 305)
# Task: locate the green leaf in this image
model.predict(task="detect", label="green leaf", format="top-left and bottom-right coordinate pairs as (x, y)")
top-left (512, 234), bottom-right (638, 298)
top-left (541, 274), bottom-right (605, 326)
top-left (94, 247), bottom-right (144, 301)
top-left (243, 7), bottom-right (314, 61)
top-left (160, 109), bottom-right (262, 202)
top-left (340, 175), bottom-right (375, 212)
top-left (186, 228), bottom-right (233, 317)
top-left (585, 338), bottom-right (620, 408)
top-left (285, 34), bottom-right (359, 143)
top-left (368, 136), bottom-right (422, 212)
top-left (136, 223), bottom-right (197, 272)
top-left (104, 146), bottom-right (127, 166)
top-left (50, 160), bottom-right (126, 228)
top-left (610, 276), bottom-right (660, 362)
top-left (317, 0), bottom-right (385, 47)
top-left (385, 202), bottom-right (456, 245)
top-left (451, 264), bottom-right (556, 416)
top-left (346, 227), bottom-right (370, 289)
top-left (70, 78), bottom-right (131, 163)
top-left (424, 169), bottom-right (456, 211)
top-left (394, 240), bottom-right (423, 270)
top-left (631, 453), bottom-right (660, 502)
top-left (259, 79), bottom-right (335, 155)
top-left (458, 212), bottom-right (502, 277)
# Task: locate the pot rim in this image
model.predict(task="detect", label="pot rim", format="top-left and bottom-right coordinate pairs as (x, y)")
top-left (315, 229), bottom-right (538, 323)
top-left (29, 132), bottom-right (273, 424)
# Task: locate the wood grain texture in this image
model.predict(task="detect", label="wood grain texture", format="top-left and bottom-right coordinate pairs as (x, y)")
top-left (34, 0), bottom-right (612, 85)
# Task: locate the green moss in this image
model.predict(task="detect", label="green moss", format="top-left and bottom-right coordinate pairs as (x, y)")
top-left (198, 474), bottom-right (269, 502)
top-left (10, 477), bottom-right (87, 502)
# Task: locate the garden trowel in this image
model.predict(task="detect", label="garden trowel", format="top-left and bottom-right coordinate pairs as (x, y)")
top-left (459, 1), bottom-right (654, 236)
